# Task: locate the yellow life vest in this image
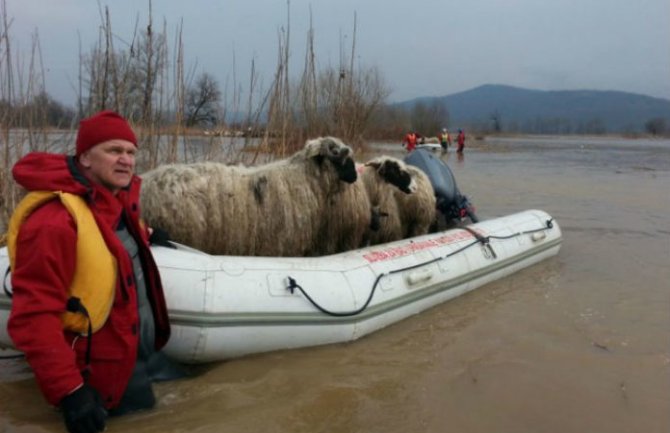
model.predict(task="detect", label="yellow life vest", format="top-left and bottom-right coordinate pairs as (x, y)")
top-left (6, 191), bottom-right (117, 335)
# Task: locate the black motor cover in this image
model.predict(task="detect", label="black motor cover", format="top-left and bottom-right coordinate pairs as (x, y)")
top-left (404, 148), bottom-right (477, 224)
top-left (404, 149), bottom-right (459, 206)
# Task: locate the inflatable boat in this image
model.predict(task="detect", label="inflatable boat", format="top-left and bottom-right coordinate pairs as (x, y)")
top-left (415, 143), bottom-right (442, 151)
top-left (0, 209), bottom-right (561, 363)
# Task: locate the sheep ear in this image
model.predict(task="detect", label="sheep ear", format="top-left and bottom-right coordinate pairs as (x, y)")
top-left (304, 138), bottom-right (324, 158)
top-left (324, 137), bottom-right (345, 159)
top-left (378, 160), bottom-right (390, 177)
top-left (325, 137), bottom-right (353, 164)
top-left (365, 159), bottom-right (382, 169)
top-left (378, 159), bottom-right (402, 179)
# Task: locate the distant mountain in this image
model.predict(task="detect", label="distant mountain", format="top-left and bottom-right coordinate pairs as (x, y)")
top-left (397, 84), bottom-right (670, 134)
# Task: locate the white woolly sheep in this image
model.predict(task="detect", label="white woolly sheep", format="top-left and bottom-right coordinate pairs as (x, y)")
top-left (140, 136), bottom-right (358, 256)
top-left (313, 175), bottom-right (371, 255)
top-left (314, 156), bottom-right (419, 254)
top-left (393, 165), bottom-right (436, 238)
top-left (358, 156), bottom-right (418, 245)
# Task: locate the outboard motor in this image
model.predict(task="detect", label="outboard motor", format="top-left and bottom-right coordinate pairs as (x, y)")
top-left (404, 148), bottom-right (478, 227)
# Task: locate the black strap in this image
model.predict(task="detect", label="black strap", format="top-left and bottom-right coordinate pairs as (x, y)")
top-left (460, 226), bottom-right (497, 259)
top-left (66, 297), bottom-right (93, 381)
top-left (2, 266), bottom-right (11, 298)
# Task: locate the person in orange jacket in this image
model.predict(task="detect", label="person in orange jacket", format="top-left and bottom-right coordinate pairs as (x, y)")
top-left (7, 111), bottom-right (172, 433)
top-left (403, 131), bottom-right (418, 152)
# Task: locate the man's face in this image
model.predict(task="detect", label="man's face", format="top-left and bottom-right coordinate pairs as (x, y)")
top-left (79, 139), bottom-right (136, 194)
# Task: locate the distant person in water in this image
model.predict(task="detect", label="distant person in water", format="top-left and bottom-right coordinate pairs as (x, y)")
top-left (403, 131), bottom-right (418, 152)
top-left (439, 128), bottom-right (451, 151)
top-left (456, 129), bottom-right (466, 153)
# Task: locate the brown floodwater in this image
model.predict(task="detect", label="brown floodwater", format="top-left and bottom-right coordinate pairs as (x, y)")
top-left (1, 135), bottom-right (669, 433)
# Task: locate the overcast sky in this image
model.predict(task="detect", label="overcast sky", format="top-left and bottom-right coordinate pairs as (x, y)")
top-left (8, 0), bottom-right (670, 106)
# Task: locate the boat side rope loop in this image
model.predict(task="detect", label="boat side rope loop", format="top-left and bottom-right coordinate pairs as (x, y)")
top-left (487, 218), bottom-right (554, 241)
top-left (286, 219), bottom-right (555, 317)
top-left (0, 351), bottom-right (24, 360)
top-left (2, 266), bottom-right (20, 360)
top-left (459, 226), bottom-right (497, 259)
top-left (287, 274), bottom-right (387, 317)
top-left (2, 266), bottom-right (11, 298)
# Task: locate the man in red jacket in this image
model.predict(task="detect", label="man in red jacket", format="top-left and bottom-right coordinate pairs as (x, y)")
top-left (456, 128), bottom-right (466, 153)
top-left (7, 111), bottom-right (171, 433)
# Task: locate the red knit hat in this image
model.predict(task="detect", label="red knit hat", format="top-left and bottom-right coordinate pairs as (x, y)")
top-left (76, 110), bottom-right (137, 156)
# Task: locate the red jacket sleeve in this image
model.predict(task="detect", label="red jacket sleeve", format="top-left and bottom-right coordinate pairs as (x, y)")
top-left (7, 202), bottom-right (84, 406)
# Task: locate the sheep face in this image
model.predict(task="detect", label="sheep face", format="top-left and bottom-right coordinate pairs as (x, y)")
top-left (366, 157), bottom-right (417, 194)
top-left (304, 136), bottom-right (357, 183)
top-left (336, 158), bottom-right (357, 183)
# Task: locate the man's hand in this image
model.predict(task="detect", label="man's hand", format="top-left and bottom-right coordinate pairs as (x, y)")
top-left (60, 384), bottom-right (107, 433)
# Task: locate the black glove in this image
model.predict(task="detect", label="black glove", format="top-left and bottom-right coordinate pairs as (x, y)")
top-left (60, 384), bottom-right (107, 433)
top-left (149, 227), bottom-right (176, 248)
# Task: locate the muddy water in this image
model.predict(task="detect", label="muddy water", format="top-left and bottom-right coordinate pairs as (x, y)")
top-left (1, 136), bottom-right (669, 433)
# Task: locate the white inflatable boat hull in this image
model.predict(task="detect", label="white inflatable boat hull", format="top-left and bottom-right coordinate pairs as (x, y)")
top-left (0, 209), bottom-right (561, 363)
top-left (415, 143), bottom-right (443, 151)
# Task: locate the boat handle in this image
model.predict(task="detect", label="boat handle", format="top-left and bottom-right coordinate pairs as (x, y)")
top-left (531, 232), bottom-right (547, 242)
top-left (405, 268), bottom-right (433, 286)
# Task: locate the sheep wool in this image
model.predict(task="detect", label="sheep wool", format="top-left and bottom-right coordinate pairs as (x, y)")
top-left (314, 179), bottom-right (371, 255)
top-left (140, 137), bottom-right (358, 256)
top-left (358, 156), bottom-right (417, 246)
top-left (360, 167), bottom-right (402, 245)
top-left (394, 165), bottom-right (436, 238)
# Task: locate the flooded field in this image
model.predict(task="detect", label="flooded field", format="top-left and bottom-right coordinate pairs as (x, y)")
top-left (1, 135), bottom-right (669, 433)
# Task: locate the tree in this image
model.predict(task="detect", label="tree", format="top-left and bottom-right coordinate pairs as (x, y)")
top-left (28, 92), bottom-right (76, 127)
top-left (645, 117), bottom-right (666, 135)
top-left (490, 110), bottom-right (502, 133)
top-left (410, 100), bottom-right (449, 136)
top-left (576, 118), bottom-right (606, 134)
top-left (311, 65), bottom-right (390, 141)
top-left (185, 73), bottom-right (221, 127)
top-left (368, 104), bottom-right (410, 140)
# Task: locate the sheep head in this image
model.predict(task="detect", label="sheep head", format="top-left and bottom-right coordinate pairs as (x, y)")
top-left (304, 136), bottom-right (357, 183)
top-left (365, 156), bottom-right (417, 194)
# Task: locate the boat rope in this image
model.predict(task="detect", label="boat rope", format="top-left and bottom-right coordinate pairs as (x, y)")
top-left (286, 218), bottom-right (555, 317)
top-left (458, 226), bottom-right (497, 259)
top-left (1, 266), bottom-right (26, 359)
top-left (2, 266), bottom-right (11, 298)
top-left (0, 351), bottom-right (24, 360)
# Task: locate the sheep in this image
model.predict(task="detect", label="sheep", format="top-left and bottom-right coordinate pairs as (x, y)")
top-left (358, 156), bottom-right (418, 245)
top-left (140, 136), bottom-right (358, 257)
top-left (313, 175), bottom-right (371, 255)
top-left (393, 165), bottom-right (436, 238)
top-left (314, 156), bottom-right (418, 254)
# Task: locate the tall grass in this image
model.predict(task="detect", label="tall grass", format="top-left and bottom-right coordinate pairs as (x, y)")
top-left (0, 0), bottom-right (73, 234)
top-left (0, 1), bottom-right (394, 234)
